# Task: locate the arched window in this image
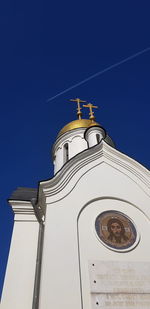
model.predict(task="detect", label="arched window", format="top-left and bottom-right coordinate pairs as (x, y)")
top-left (63, 143), bottom-right (69, 163)
top-left (96, 134), bottom-right (100, 144)
top-left (53, 155), bottom-right (56, 165)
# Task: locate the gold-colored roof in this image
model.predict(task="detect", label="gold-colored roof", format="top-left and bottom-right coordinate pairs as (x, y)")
top-left (57, 119), bottom-right (100, 137)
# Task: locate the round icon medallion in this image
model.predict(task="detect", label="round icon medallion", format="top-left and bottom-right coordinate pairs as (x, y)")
top-left (95, 211), bottom-right (138, 251)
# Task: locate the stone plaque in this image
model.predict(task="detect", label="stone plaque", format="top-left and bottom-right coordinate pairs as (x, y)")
top-left (89, 261), bottom-right (150, 293)
top-left (89, 261), bottom-right (150, 308)
top-left (91, 294), bottom-right (150, 309)
top-left (95, 211), bottom-right (138, 251)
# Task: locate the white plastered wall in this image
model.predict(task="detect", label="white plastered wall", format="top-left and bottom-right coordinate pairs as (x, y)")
top-left (52, 128), bottom-right (88, 174)
top-left (1, 201), bottom-right (39, 309)
top-left (85, 126), bottom-right (105, 147)
top-left (38, 143), bottom-right (150, 309)
top-left (78, 198), bottom-right (150, 309)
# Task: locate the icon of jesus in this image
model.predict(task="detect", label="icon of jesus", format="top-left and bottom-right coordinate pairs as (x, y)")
top-left (107, 218), bottom-right (129, 244)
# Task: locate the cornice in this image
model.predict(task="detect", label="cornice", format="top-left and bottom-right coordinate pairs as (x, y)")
top-left (8, 199), bottom-right (44, 222)
top-left (39, 141), bottom-right (150, 203)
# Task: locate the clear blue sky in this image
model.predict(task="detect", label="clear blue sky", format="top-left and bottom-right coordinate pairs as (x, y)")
top-left (0, 0), bottom-right (150, 296)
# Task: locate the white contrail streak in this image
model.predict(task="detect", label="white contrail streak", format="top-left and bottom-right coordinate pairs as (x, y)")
top-left (47, 47), bottom-right (150, 102)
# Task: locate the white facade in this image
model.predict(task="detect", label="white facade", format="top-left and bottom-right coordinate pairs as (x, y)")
top-left (1, 200), bottom-right (42, 309)
top-left (1, 121), bottom-right (150, 309)
top-left (38, 140), bottom-right (150, 309)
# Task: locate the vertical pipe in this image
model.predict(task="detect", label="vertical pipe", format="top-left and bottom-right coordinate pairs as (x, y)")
top-left (32, 223), bottom-right (44, 309)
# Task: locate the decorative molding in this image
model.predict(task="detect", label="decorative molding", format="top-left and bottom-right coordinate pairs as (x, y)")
top-left (9, 200), bottom-right (44, 222)
top-left (39, 141), bottom-right (150, 204)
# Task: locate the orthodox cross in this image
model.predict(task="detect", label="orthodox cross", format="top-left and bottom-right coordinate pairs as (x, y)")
top-left (70, 98), bottom-right (87, 120)
top-left (83, 103), bottom-right (98, 121)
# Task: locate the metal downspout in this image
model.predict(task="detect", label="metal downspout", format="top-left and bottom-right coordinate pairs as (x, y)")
top-left (32, 222), bottom-right (44, 309)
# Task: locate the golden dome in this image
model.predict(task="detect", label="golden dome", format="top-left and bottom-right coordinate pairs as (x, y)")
top-left (57, 119), bottom-right (100, 137)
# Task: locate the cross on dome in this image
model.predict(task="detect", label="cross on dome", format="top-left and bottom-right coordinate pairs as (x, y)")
top-left (57, 99), bottom-right (100, 138)
top-left (83, 103), bottom-right (98, 121)
top-left (70, 98), bottom-right (87, 120)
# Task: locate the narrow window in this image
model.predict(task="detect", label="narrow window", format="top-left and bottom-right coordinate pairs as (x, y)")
top-left (64, 143), bottom-right (69, 163)
top-left (53, 155), bottom-right (56, 165)
top-left (96, 134), bottom-right (100, 144)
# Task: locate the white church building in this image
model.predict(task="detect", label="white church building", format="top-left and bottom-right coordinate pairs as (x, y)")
top-left (1, 99), bottom-right (150, 309)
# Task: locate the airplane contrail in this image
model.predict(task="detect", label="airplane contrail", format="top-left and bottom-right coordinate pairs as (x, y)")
top-left (47, 47), bottom-right (150, 102)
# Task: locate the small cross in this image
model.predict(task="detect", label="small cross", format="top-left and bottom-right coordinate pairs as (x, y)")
top-left (70, 98), bottom-right (87, 120)
top-left (83, 103), bottom-right (98, 121)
